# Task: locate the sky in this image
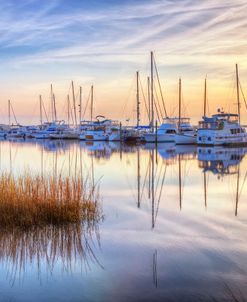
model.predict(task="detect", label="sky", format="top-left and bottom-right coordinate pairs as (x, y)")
top-left (0, 0), bottom-right (247, 125)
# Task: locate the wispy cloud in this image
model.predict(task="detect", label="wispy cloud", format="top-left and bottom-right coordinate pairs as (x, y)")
top-left (0, 0), bottom-right (247, 122)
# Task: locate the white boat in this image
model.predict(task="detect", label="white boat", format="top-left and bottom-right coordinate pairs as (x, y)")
top-left (0, 125), bottom-right (9, 138)
top-left (143, 118), bottom-right (177, 143)
top-left (49, 127), bottom-right (79, 139)
top-left (84, 117), bottom-right (111, 141)
top-left (7, 126), bottom-right (25, 139)
top-left (197, 111), bottom-right (247, 146)
top-left (23, 125), bottom-right (40, 138)
top-left (175, 118), bottom-right (197, 145)
top-left (108, 121), bottom-right (123, 141)
top-left (85, 130), bottom-right (108, 141)
top-left (34, 121), bottom-right (67, 139)
top-left (78, 121), bottom-right (92, 140)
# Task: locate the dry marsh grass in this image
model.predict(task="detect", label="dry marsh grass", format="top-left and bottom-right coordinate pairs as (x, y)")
top-left (0, 172), bottom-right (101, 229)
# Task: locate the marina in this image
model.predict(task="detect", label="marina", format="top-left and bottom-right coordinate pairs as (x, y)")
top-left (2, 57), bottom-right (246, 148)
top-left (1, 1), bottom-right (247, 301)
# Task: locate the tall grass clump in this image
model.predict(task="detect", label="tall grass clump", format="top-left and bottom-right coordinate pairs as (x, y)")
top-left (0, 172), bottom-right (101, 229)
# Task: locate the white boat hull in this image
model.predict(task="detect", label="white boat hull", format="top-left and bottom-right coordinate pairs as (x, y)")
top-left (35, 133), bottom-right (50, 139)
top-left (197, 132), bottom-right (247, 146)
top-left (144, 133), bottom-right (175, 143)
top-left (175, 134), bottom-right (197, 145)
top-left (49, 133), bottom-right (79, 139)
top-left (85, 131), bottom-right (108, 141)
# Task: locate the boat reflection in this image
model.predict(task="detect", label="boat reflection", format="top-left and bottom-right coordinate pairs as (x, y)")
top-left (198, 147), bottom-right (247, 216)
top-left (197, 147), bottom-right (247, 175)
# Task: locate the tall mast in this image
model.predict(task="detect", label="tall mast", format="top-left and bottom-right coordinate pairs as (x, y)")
top-left (148, 76), bottom-right (151, 124)
top-left (178, 78), bottom-right (182, 130)
top-left (67, 95), bottom-right (70, 125)
top-left (203, 77), bottom-right (207, 117)
top-left (39, 95), bottom-right (43, 125)
top-left (50, 84), bottom-right (54, 122)
top-left (72, 81), bottom-right (77, 126)
top-left (236, 64), bottom-right (241, 124)
top-left (8, 100), bottom-right (10, 126)
top-left (90, 85), bottom-right (94, 122)
top-left (136, 71), bottom-right (140, 128)
top-left (79, 86), bottom-right (82, 124)
top-left (53, 93), bottom-right (57, 121)
top-left (150, 51), bottom-right (154, 132)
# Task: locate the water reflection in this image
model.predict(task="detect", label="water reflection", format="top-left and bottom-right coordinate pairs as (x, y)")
top-left (0, 140), bottom-right (246, 301)
top-left (0, 223), bottom-right (101, 285)
top-left (198, 147), bottom-right (247, 175)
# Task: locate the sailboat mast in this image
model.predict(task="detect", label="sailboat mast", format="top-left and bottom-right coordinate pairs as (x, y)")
top-left (151, 51), bottom-right (154, 132)
top-left (79, 86), bottom-right (82, 124)
top-left (53, 93), bottom-right (57, 121)
top-left (50, 84), bottom-right (54, 122)
top-left (203, 77), bottom-right (207, 117)
top-left (148, 76), bottom-right (151, 124)
top-left (90, 85), bottom-right (94, 122)
top-left (39, 95), bottom-right (43, 125)
top-left (8, 100), bottom-right (10, 126)
top-left (67, 95), bottom-right (70, 125)
top-left (178, 78), bottom-right (182, 130)
top-left (136, 71), bottom-right (140, 128)
top-left (236, 64), bottom-right (241, 124)
top-left (72, 81), bottom-right (77, 126)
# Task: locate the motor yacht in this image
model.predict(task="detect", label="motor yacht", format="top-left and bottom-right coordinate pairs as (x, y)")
top-left (197, 111), bottom-right (247, 146)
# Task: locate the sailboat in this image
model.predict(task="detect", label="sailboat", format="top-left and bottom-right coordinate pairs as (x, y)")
top-left (6, 100), bottom-right (25, 139)
top-left (197, 65), bottom-right (247, 146)
top-left (79, 86), bottom-right (109, 141)
top-left (175, 78), bottom-right (197, 145)
top-left (143, 52), bottom-right (178, 143)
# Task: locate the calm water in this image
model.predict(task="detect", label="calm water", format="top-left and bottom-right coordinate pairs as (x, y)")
top-left (0, 139), bottom-right (247, 302)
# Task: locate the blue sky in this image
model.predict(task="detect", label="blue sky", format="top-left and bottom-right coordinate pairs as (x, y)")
top-left (0, 0), bottom-right (247, 124)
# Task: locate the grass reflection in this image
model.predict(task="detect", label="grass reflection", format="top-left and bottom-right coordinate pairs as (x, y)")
top-left (0, 172), bottom-right (103, 283)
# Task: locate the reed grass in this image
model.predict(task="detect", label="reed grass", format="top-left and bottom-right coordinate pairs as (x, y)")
top-left (0, 172), bottom-right (100, 229)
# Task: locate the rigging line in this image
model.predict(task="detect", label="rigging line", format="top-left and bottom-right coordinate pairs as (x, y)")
top-left (139, 75), bottom-right (149, 122)
top-left (153, 85), bottom-right (162, 123)
top-left (154, 82), bottom-right (163, 118)
top-left (140, 157), bottom-right (150, 202)
top-left (153, 55), bottom-right (168, 118)
top-left (70, 100), bottom-right (75, 125)
top-left (120, 75), bottom-right (136, 119)
top-left (182, 160), bottom-right (192, 197)
top-left (154, 161), bottom-right (164, 200)
top-left (239, 81), bottom-right (247, 111)
top-left (42, 100), bottom-right (49, 122)
top-left (154, 164), bottom-right (167, 224)
top-left (82, 89), bottom-right (91, 120)
top-left (10, 103), bottom-right (18, 125)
